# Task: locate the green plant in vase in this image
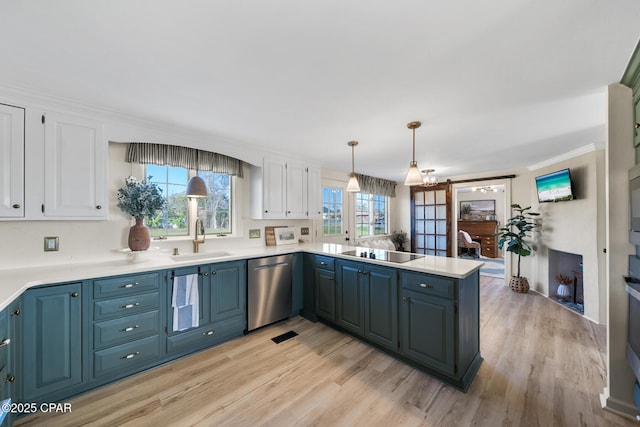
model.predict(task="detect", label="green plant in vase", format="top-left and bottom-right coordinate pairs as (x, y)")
top-left (116, 176), bottom-right (166, 251)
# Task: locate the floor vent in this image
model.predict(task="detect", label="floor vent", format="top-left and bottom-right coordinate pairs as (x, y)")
top-left (271, 330), bottom-right (298, 344)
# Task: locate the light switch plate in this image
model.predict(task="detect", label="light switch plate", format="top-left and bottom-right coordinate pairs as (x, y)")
top-left (44, 236), bottom-right (59, 252)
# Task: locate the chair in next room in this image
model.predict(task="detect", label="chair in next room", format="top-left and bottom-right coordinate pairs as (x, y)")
top-left (458, 230), bottom-right (481, 258)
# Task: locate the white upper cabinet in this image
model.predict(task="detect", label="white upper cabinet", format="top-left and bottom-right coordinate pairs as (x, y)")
top-left (42, 112), bottom-right (107, 218)
top-left (0, 104), bottom-right (25, 218)
top-left (251, 157), bottom-right (321, 219)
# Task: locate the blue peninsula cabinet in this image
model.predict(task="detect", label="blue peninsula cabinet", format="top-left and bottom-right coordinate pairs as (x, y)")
top-left (22, 283), bottom-right (83, 401)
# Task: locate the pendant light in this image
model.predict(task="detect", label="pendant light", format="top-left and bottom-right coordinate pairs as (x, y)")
top-left (346, 141), bottom-right (361, 192)
top-left (404, 121), bottom-right (424, 186)
top-left (186, 175), bottom-right (208, 198)
top-left (422, 169), bottom-right (438, 186)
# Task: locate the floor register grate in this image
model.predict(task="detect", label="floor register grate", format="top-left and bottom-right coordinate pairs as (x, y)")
top-left (271, 330), bottom-right (298, 344)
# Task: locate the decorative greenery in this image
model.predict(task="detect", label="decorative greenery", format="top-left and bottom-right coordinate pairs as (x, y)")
top-left (391, 230), bottom-right (408, 247)
top-left (556, 273), bottom-right (572, 285)
top-left (116, 176), bottom-right (167, 219)
top-left (460, 204), bottom-right (471, 216)
top-left (495, 204), bottom-right (540, 278)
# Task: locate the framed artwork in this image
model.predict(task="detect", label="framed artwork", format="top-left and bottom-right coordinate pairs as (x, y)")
top-left (460, 200), bottom-right (496, 219)
top-left (274, 228), bottom-right (298, 245)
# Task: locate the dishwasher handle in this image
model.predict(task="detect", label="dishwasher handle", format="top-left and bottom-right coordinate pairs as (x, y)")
top-left (253, 262), bottom-right (289, 270)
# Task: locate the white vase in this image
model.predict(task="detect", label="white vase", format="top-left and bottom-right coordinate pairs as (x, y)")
top-left (557, 283), bottom-right (571, 298)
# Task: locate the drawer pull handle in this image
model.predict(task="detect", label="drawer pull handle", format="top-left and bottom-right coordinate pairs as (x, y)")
top-left (402, 297), bottom-right (409, 302)
top-left (0, 338), bottom-right (10, 348)
top-left (119, 282), bottom-right (139, 289)
top-left (4, 375), bottom-right (14, 383)
top-left (202, 330), bottom-right (216, 336)
top-left (320, 261), bottom-right (328, 265)
top-left (120, 325), bottom-right (140, 332)
top-left (121, 352), bottom-right (140, 359)
top-left (12, 204), bottom-right (20, 209)
top-left (121, 303), bottom-right (140, 309)
top-left (419, 283), bottom-right (433, 289)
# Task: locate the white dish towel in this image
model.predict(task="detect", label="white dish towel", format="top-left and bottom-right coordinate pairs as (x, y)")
top-left (172, 273), bottom-right (199, 331)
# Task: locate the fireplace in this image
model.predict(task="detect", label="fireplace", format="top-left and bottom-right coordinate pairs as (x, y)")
top-left (548, 248), bottom-right (584, 315)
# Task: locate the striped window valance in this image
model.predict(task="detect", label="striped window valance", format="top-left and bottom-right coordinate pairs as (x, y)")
top-left (126, 143), bottom-right (244, 178)
top-left (355, 173), bottom-right (396, 198)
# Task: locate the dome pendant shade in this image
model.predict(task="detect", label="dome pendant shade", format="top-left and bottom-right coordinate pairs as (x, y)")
top-left (186, 176), bottom-right (208, 198)
top-left (346, 141), bottom-right (360, 192)
top-left (404, 121), bottom-right (423, 186)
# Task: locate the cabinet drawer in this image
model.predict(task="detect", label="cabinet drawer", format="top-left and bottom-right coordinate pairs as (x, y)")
top-left (401, 272), bottom-right (454, 299)
top-left (166, 315), bottom-right (245, 354)
top-left (93, 273), bottom-right (159, 299)
top-left (93, 335), bottom-right (161, 378)
top-left (314, 255), bottom-right (335, 271)
top-left (93, 292), bottom-right (159, 321)
top-left (94, 310), bottom-right (160, 349)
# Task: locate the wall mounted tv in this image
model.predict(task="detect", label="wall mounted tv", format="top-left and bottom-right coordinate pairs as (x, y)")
top-left (535, 169), bottom-right (574, 202)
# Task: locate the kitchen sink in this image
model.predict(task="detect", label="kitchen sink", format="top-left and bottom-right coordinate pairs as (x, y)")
top-left (170, 251), bottom-right (232, 261)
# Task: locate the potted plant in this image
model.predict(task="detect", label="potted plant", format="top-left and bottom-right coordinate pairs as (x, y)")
top-left (555, 273), bottom-right (572, 300)
top-left (116, 176), bottom-right (167, 251)
top-left (495, 204), bottom-right (540, 293)
top-left (460, 203), bottom-right (471, 220)
top-left (391, 230), bottom-right (408, 251)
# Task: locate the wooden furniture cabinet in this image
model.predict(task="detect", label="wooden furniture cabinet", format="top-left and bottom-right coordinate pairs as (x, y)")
top-left (0, 103), bottom-right (25, 218)
top-left (457, 220), bottom-right (499, 258)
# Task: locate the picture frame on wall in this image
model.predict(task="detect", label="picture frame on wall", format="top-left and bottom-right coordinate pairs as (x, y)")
top-left (460, 200), bottom-right (496, 220)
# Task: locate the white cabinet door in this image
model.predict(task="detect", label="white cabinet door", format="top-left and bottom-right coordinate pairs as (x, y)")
top-left (262, 157), bottom-right (286, 218)
top-left (285, 161), bottom-right (308, 218)
top-left (0, 104), bottom-right (25, 218)
top-left (43, 112), bottom-right (107, 218)
top-left (307, 166), bottom-right (322, 218)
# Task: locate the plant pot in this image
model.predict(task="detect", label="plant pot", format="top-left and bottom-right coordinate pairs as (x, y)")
top-left (509, 276), bottom-right (529, 293)
top-left (556, 283), bottom-right (571, 299)
top-left (128, 218), bottom-right (150, 251)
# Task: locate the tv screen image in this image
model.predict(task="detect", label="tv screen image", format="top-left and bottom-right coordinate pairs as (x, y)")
top-left (535, 169), bottom-right (574, 202)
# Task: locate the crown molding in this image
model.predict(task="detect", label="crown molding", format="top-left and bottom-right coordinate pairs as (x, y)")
top-left (527, 144), bottom-right (597, 171)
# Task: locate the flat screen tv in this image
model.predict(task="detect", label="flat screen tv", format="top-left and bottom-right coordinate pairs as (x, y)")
top-left (535, 169), bottom-right (574, 202)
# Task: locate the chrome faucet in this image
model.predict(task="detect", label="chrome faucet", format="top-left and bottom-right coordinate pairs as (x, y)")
top-left (193, 217), bottom-right (205, 253)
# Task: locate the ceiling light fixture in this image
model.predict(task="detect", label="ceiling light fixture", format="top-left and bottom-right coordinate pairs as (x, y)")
top-left (422, 169), bottom-right (438, 186)
top-left (186, 175), bottom-right (208, 198)
top-left (346, 141), bottom-right (361, 192)
top-left (404, 121), bottom-right (423, 186)
top-left (473, 185), bottom-right (498, 193)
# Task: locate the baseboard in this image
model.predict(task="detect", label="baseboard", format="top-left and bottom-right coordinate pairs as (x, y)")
top-left (600, 388), bottom-right (638, 421)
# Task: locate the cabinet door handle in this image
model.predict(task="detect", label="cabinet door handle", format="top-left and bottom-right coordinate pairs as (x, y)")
top-left (202, 330), bottom-right (216, 336)
top-left (71, 292), bottom-right (79, 298)
top-left (120, 325), bottom-right (140, 332)
top-left (119, 282), bottom-right (139, 289)
top-left (4, 375), bottom-right (14, 383)
top-left (120, 351), bottom-right (140, 359)
top-left (419, 283), bottom-right (433, 289)
top-left (12, 204), bottom-right (20, 209)
top-left (636, 122), bottom-right (640, 129)
top-left (402, 297), bottom-right (409, 302)
top-left (0, 338), bottom-right (10, 348)
top-left (11, 309), bottom-right (20, 316)
top-left (120, 302), bottom-right (140, 309)
top-left (96, 205), bottom-right (102, 209)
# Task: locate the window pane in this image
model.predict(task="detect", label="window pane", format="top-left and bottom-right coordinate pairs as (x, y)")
top-left (323, 186), bottom-right (343, 236)
top-left (197, 172), bottom-right (231, 235)
top-left (373, 195), bottom-right (386, 235)
top-left (146, 165), bottom-right (188, 237)
top-left (355, 193), bottom-right (370, 237)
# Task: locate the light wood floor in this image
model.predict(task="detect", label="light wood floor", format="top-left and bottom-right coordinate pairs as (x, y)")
top-left (17, 276), bottom-right (636, 427)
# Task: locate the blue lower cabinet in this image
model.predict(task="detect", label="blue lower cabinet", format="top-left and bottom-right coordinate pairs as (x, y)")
top-left (22, 283), bottom-right (83, 401)
top-left (93, 335), bottom-right (162, 379)
top-left (336, 260), bottom-right (365, 334)
top-left (363, 265), bottom-right (398, 351)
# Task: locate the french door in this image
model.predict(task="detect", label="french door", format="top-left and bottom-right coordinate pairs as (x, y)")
top-left (411, 182), bottom-right (452, 256)
top-left (321, 180), bottom-right (353, 244)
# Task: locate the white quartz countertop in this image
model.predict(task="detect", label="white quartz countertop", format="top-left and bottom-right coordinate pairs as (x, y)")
top-left (0, 242), bottom-right (483, 312)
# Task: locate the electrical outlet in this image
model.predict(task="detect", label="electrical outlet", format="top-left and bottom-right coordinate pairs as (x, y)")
top-left (301, 227), bottom-right (309, 236)
top-left (44, 236), bottom-right (59, 252)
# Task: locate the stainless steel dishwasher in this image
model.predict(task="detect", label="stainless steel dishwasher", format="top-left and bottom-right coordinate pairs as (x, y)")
top-left (247, 254), bottom-right (293, 331)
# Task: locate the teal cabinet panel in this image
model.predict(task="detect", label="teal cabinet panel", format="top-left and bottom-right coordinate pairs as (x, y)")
top-left (335, 260), bottom-right (365, 334)
top-left (364, 265), bottom-right (398, 350)
top-left (23, 283), bottom-right (82, 400)
top-left (166, 315), bottom-right (244, 355)
top-left (93, 272), bottom-right (159, 299)
top-left (315, 268), bottom-right (335, 321)
top-left (93, 335), bottom-right (161, 378)
top-left (400, 271), bottom-right (454, 300)
top-left (210, 261), bottom-right (245, 322)
top-left (93, 310), bottom-right (160, 349)
top-left (93, 292), bottom-right (160, 321)
top-left (400, 289), bottom-right (455, 375)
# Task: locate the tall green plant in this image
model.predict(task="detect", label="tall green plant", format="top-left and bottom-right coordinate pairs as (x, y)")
top-left (495, 204), bottom-right (540, 278)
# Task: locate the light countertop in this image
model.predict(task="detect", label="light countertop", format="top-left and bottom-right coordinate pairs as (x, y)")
top-left (0, 242), bottom-right (483, 312)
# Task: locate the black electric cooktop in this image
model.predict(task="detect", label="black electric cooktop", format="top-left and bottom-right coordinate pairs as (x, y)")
top-left (340, 249), bottom-right (424, 263)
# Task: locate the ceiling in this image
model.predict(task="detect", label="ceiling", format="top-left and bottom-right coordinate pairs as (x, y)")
top-left (1, 1), bottom-right (639, 182)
